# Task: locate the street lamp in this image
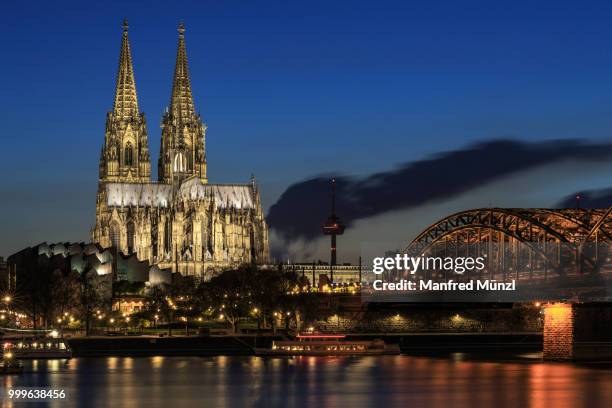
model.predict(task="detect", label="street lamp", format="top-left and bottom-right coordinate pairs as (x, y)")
top-left (3, 296), bottom-right (11, 326)
top-left (182, 316), bottom-right (188, 335)
top-left (56, 317), bottom-right (64, 338)
top-left (251, 307), bottom-right (261, 331)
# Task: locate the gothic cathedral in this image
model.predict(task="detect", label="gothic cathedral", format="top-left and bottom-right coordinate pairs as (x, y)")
top-left (92, 21), bottom-right (269, 279)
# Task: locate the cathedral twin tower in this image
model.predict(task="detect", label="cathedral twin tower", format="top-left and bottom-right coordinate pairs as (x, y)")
top-left (92, 21), bottom-right (269, 278)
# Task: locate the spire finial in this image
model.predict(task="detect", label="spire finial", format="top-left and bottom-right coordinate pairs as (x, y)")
top-left (113, 19), bottom-right (139, 118)
top-left (168, 21), bottom-right (195, 122)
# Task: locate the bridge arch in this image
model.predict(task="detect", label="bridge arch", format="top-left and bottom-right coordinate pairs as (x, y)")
top-left (404, 208), bottom-right (609, 278)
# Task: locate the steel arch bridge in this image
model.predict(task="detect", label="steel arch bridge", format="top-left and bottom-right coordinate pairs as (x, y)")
top-left (403, 208), bottom-right (612, 280)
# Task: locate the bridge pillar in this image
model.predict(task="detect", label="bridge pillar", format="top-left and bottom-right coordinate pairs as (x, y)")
top-left (543, 303), bottom-right (574, 360)
top-left (543, 303), bottom-right (612, 361)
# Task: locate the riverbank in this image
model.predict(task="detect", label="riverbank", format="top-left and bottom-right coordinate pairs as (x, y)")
top-left (66, 333), bottom-right (543, 357)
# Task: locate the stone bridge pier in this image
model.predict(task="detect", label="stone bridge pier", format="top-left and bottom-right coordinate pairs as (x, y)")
top-left (543, 303), bottom-right (612, 360)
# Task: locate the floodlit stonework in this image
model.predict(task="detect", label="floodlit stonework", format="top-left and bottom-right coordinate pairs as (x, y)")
top-left (543, 303), bottom-right (574, 360)
top-left (92, 21), bottom-right (269, 279)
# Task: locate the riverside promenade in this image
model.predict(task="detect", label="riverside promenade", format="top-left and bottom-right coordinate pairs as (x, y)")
top-left (66, 333), bottom-right (542, 357)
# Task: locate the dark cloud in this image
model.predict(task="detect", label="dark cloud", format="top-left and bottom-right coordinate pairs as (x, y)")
top-left (557, 188), bottom-right (612, 208)
top-left (267, 139), bottom-right (612, 245)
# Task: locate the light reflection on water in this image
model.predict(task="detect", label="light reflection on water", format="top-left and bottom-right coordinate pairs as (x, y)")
top-left (2, 355), bottom-right (612, 407)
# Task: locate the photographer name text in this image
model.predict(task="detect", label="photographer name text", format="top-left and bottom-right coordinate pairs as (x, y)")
top-left (372, 279), bottom-right (516, 291)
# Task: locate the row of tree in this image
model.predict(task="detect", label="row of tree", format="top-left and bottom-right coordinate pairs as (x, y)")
top-left (147, 265), bottom-right (339, 334)
top-left (11, 257), bottom-right (340, 335)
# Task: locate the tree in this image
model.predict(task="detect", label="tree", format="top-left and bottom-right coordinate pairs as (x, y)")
top-left (146, 274), bottom-right (196, 336)
top-left (195, 265), bottom-right (302, 334)
top-left (49, 268), bottom-right (80, 331)
top-left (78, 269), bottom-right (110, 336)
top-left (197, 268), bottom-right (253, 333)
top-left (147, 284), bottom-right (175, 336)
top-left (16, 253), bottom-right (55, 329)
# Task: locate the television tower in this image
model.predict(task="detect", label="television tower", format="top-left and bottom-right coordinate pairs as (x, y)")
top-left (322, 178), bottom-right (345, 278)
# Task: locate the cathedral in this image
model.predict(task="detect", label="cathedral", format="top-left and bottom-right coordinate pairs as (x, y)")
top-left (92, 21), bottom-right (269, 279)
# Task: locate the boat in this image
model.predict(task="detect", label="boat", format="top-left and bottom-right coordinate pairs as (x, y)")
top-left (255, 334), bottom-right (400, 356)
top-left (3, 338), bottom-right (72, 359)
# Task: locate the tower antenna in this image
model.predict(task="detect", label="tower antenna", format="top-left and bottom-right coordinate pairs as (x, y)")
top-left (322, 178), bottom-right (345, 282)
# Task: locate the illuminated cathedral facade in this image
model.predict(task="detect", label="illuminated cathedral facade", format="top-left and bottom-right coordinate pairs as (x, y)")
top-left (92, 21), bottom-right (269, 278)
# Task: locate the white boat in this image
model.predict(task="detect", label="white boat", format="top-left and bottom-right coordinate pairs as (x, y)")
top-left (256, 334), bottom-right (400, 356)
top-left (4, 338), bottom-right (72, 359)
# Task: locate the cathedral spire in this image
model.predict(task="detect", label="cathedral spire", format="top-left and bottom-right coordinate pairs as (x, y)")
top-left (100, 20), bottom-right (151, 183)
top-left (169, 22), bottom-right (195, 122)
top-left (113, 19), bottom-right (139, 119)
top-left (159, 22), bottom-right (207, 184)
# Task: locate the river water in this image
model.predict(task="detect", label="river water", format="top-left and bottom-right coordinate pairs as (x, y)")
top-left (2, 354), bottom-right (612, 407)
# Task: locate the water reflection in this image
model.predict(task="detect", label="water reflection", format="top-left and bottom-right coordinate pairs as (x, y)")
top-left (1, 356), bottom-right (612, 407)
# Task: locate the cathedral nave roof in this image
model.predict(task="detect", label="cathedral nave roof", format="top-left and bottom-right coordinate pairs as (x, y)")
top-left (105, 178), bottom-right (255, 210)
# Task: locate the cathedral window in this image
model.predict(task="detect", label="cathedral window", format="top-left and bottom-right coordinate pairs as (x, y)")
top-left (151, 217), bottom-right (158, 258)
top-left (127, 221), bottom-right (135, 254)
top-left (124, 143), bottom-right (134, 166)
top-left (173, 152), bottom-right (186, 173)
top-left (110, 222), bottom-right (121, 249)
top-left (164, 217), bottom-right (172, 255)
top-left (184, 221), bottom-right (193, 251)
top-left (201, 220), bottom-right (207, 255)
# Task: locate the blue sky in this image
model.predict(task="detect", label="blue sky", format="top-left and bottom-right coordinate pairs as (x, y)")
top-left (3, 0), bottom-right (612, 259)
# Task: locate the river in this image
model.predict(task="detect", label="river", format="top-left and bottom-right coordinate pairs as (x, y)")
top-left (2, 354), bottom-right (612, 407)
